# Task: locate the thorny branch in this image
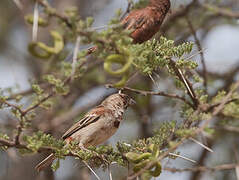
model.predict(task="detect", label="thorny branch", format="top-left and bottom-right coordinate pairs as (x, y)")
top-left (106, 84), bottom-right (194, 108)
top-left (127, 80), bottom-right (239, 179)
top-left (0, 137), bottom-right (75, 157)
top-left (169, 59), bottom-right (199, 109)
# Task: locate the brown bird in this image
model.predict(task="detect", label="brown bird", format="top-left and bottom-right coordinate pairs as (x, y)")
top-left (122, 0), bottom-right (171, 43)
top-left (35, 93), bottom-right (135, 172)
top-left (87, 0), bottom-right (170, 54)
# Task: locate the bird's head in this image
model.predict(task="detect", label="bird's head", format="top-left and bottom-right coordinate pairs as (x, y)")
top-left (102, 93), bottom-right (135, 110)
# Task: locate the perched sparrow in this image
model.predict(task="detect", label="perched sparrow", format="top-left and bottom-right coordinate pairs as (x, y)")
top-left (87, 0), bottom-right (170, 54)
top-left (35, 93), bottom-right (135, 172)
top-left (122, 0), bottom-right (171, 43)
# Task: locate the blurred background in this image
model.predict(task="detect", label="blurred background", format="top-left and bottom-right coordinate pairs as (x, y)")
top-left (0, 0), bottom-right (239, 180)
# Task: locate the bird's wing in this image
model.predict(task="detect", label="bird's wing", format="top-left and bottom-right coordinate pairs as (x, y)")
top-left (62, 105), bottom-right (106, 140)
top-left (121, 8), bottom-right (163, 43)
top-left (122, 9), bottom-right (150, 31)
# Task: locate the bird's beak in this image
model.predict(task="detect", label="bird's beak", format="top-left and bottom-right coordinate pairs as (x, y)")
top-left (129, 98), bottom-right (136, 106)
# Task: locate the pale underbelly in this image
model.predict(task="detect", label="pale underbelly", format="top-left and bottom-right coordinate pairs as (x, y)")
top-left (70, 120), bottom-right (118, 147)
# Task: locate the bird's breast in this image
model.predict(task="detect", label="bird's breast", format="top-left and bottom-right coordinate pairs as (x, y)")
top-left (69, 115), bottom-right (121, 147)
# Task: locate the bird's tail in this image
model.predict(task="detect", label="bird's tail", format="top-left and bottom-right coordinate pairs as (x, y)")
top-left (35, 153), bottom-right (55, 172)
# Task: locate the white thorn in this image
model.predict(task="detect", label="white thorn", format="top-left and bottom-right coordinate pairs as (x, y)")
top-left (178, 68), bottom-right (195, 99)
top-left (71, 36), bottom-right (81, 80)
top-left (185, 48), bottom-right (208, 61)
top-left (83, 161), bottom-right (101, 180)
top-left (108, 164), bottom-right (113, 180)
top-left (149, 74), bottom-right (160, 90)
top-left (190, 137), bottom-right (213, 153)
top-left (235, 165), bottom-right (239, 180)
top-left (169, 152), bottom-right (197, 164)
top-left (13, 0), bottom-right (23, 10)
top-left (32, 1), bottom-right (39, 42)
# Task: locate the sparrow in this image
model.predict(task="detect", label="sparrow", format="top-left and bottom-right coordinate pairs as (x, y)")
top-left (87, 0), bottom-right (170, 54)
top-left (35, 93), bottom-right (135, 172)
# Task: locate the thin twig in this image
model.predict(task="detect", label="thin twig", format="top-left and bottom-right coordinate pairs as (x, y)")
top-left (186, 17), bottom-right (207, 92)
top-left (2, 101), bottom-right (25, 115)
top-left (7, 83), bottom-right (49, 100)
top-left (216, 125), bottom-right (239, 133)
top-left (22, 93), bottom-right (53, 115)
top-left (161, 0), bottom-right (198, 33)
top-left (164, 163), bottom-right (238, 172)
top-left (37, 0), bottom-right (72, 28)
top-left (106, 84), bottom-right (194, 108)
top-left (0, 138), bottom-right (52, 152)
top-left (121, 0), bottom-right (133, 20)
top-left (207, 98), bottom-right (238, 112)
top-left (0, 137), bottom-right (82, 158)
top-left (201, 3), bottom-right (239, 19)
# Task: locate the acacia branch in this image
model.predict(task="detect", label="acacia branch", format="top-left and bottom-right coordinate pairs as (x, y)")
top-left (106, 84), bottom-right (194, 108)
top-left (0, 137), bottom-right (107, 165)
top-left (201, 3), bottom-right (239, 19)
top-left (207, 98), bottom-right (239, 112)
top-left (36, 0), bottom-right (72, 28)
top-left (1, 101), bottom-right (26, 144)
top-left (7, 83), bottom-right (50, 100)
top-left (0, 137), bottom-right (65, 155)
top-left (128, 80), bottom-right (239, 179)
top-left (161, 0), bottom-right (198, 33)
top-left (216, 125), bottom-right (239, 133)
top-left (164, 163), bottom-right (238, 172)
top-left (169, 59), bottom-right (199, 109)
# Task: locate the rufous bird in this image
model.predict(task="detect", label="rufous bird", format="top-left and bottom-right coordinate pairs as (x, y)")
top-left (35, 93), bottom-right (135, 171)
top-left (122, 0), bottom-right (171, 43)
top-left (87, 0), bottom-right (170, 54)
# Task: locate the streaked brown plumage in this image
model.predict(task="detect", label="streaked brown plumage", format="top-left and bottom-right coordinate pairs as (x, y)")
top-left (122, 0), bottom-right (171, 43)
top-left (35, 93), bottom-right (135, 172)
